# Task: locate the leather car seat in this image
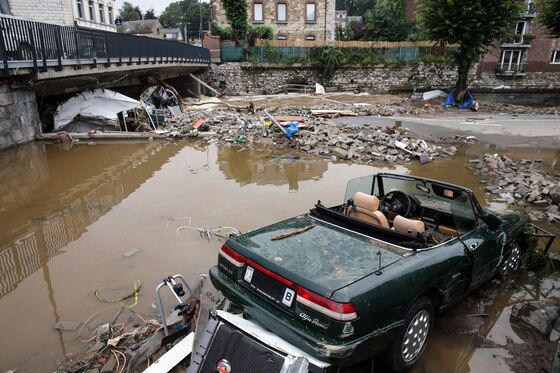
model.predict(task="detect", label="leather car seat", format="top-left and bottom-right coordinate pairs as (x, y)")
top-left (346, 192), bottom-right (390, 229)
top-left (393, 215), bottom-right (425, 236)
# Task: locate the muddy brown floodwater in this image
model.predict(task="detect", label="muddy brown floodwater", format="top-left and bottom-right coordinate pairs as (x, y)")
top-left (0, 140), bottom-right (558, 372)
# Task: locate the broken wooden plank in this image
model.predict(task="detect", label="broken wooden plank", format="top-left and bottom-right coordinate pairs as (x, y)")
top-left (189, 73), bottom-right (222, 97)
top-left (274, 115), bottom-right (306, 122)
top-left (142, 332), bottom-right (194, 373)
top-left (310, 110), bottom-right (358, 117)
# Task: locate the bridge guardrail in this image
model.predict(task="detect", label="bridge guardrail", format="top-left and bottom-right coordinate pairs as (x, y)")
top-left (0, 15), bottom-right (211, 75)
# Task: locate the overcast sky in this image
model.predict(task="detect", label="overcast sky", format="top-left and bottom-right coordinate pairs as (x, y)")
top-left (114, 0), bottom-right (175, 16)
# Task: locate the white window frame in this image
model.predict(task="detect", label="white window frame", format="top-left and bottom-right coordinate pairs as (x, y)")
top-left (88, 0), bottom-right (94, 21)
top-left (108, 6), bottom-right (113, 24)
top-left (305, 3), bottom-right (316, 22)
top-left (500, 49), bottom-right (524, 71)
top-left (515, 21), bottom-right (527, 35)
top-left (98, 3), bottom-right (105, 24)
top-left (552, 50), bottom-right (560, 64)
top-left (277, 3), bottom-right (287, 22)
top-left (76, 0), bottom-right (84, 19)
top-left (253, 3), bottom-right (263, 22)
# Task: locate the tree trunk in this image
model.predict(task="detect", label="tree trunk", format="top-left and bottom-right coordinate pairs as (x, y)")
top-left (455, 46), bottom-right (471, 102)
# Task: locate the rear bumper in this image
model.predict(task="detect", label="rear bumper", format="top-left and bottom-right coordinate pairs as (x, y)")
top-left (209, 266), bottom-right (399, 365)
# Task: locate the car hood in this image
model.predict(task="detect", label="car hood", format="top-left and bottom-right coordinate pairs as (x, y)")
top-left (228, 214), bottom-right (404, 297)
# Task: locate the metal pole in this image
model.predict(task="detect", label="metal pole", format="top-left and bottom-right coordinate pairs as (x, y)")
top-left (0, 23), bottom-right (9, 74)
top-left (29, 27), bottom-right (38, 73)
top-left (55, 26), bottom-right (63, 71)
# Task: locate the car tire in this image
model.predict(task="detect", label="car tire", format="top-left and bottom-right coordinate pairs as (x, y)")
top-left (383, 297), bottom-right (434, 372)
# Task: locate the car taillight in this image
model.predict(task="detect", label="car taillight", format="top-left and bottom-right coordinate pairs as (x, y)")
top-left (296, 287), bottom-right (358, 321)
top-left (219, 244), bottom-right (246, 267)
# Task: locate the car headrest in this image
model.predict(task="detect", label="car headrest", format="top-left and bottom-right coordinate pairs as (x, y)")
top-left (353, 192), bottom-right (379, 212)
top-left (393, 215), bottom-right (425, 236)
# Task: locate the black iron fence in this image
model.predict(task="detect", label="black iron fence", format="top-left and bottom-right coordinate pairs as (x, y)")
top-left (0, 15), bottom-right (210, 74)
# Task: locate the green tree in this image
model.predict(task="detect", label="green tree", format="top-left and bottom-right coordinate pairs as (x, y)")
top-left (118, 1), bottom-right (142, 21)
top-left (159, 2), bottom-right (184, 27)
top-left (418, 0), bottom-right (523, 97)
top-left (539, 0), bottom-right (560, 37)
top-left (364, 0), bottom-right (413, 41)
top-left (144, 8), bottom-right (157, 20)
top-left (222, 0), bottom-right (248, 43)
top-left (159, 1), bottom-right (211, 39)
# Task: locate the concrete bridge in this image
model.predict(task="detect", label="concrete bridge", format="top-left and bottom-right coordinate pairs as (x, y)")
top-left (0, 15), bottom-right (211, 150)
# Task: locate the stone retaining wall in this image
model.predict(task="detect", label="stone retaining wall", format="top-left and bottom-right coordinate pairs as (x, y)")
top-left (0, 85), bottom-right (41, 151)
top-left (205, 62), bottom-right (560, 96)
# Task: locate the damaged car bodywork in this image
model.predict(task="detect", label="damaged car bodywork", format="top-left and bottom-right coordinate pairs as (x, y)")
top-left (210, 173), bottom-right (529, 371)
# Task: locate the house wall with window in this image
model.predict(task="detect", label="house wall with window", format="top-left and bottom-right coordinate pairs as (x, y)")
top-left (478, 1), bottom-right (560, 77)
top-left (1, 0), bottom-right (116, 31)
top-left (72, 0), bottom-right (116, 31)
top-left (212, 0), bottom-right (335, 42)
top-left (2, 0), bottom-right (74, 25)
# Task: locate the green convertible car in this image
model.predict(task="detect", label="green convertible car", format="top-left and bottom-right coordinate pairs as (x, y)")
top-left (209, 173), bottom-right (529, 371)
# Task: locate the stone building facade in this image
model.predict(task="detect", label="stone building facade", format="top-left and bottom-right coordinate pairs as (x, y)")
top-left (211, 0), bottom-right (336, 42)
top-left (0, 0), bottom-right (116, 31)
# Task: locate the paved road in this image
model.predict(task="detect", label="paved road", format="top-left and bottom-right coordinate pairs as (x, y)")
top-left (336, 114), bottom-right (560, 148)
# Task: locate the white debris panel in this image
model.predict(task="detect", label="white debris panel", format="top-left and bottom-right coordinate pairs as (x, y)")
top-left (54, 89), bottom-right (141, 132)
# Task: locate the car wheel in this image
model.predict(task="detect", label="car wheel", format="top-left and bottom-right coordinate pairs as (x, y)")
top-left (500, 240), bottom-right (524, 276)
top-left (384, 297), bottom-right (433, 372)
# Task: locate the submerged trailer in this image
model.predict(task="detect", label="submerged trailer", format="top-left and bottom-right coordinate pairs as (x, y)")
top-left (187, 310), bottom-right (332, 373)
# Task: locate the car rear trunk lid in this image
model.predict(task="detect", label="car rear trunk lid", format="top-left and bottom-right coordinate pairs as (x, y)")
top-left (228, 215), bottom-right (403, 298)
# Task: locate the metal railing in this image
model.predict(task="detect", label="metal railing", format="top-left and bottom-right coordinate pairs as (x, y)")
top-left (0, 15), bottom-right (210, 75)
top-left (496, 63), bottom-right (528, 75)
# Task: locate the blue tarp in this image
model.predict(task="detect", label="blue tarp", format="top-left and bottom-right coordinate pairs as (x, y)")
top-left (443, 90), bottom-right (475, 110)
top-left (284, 122), bottom-right (299, 139)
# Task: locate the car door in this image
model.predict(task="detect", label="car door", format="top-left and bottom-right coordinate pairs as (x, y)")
top-left (461, 223), bottom-right (505, 289)
top-left (451, 193), bottom-right (505, 289)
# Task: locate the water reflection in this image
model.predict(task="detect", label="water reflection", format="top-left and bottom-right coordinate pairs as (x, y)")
top-left (0, 142), bottom-right (182, 300)
top-left (0, 140), bottom-right (557, 372)
top-left (217, 145), bottom-right (328, 190)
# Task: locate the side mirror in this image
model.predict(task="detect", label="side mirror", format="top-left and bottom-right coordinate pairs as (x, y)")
top-left (481, 211), bottom-right (501, 230)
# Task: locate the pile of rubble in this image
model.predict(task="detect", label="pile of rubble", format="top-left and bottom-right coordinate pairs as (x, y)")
top-left (163, 107), bottom-right (458, 164)
top-left (470, 153), bottom-right (560, 223)
top-left (295, 124), bottom-right (456, 163)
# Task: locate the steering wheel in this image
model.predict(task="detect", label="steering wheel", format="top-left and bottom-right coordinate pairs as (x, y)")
top-left (380, 191), bottom-right (412, 217)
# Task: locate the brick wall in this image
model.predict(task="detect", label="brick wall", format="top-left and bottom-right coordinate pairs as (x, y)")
top-left (0, 85), bottom-right (41, 151)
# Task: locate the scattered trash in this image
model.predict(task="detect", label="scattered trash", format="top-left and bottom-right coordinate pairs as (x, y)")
top-left (122, 248), bottom-right (140, 258)
top-left (94, 280), bottom-right (142, 308)
top-left (168, 217), bottom-right (241, 241)
top-left (53, 320), bottom-right (81, 332)
top-left (422, 90), bottom-right (447, 101)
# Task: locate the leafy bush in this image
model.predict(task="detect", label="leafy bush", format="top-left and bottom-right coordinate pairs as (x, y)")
top-left (250, 25), bottom-right (274, 40)
top-left (214, 25), bottom-right (233, 40)
top-left (310, 47), bottom-right (344, 82)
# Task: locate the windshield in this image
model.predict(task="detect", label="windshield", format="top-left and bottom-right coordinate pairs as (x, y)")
top-left (346, 174), bottom-right (478, 234)
top-left (344, 175), bottom-right (376, 203)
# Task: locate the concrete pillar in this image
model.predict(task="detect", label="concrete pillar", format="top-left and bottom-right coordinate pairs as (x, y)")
top-left (0, 84), bottom-right (41, 151)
